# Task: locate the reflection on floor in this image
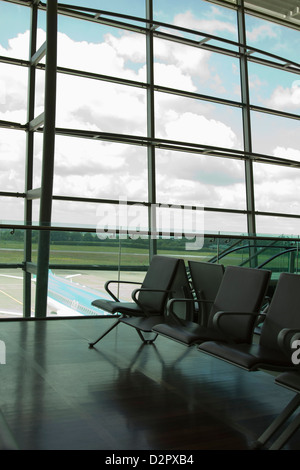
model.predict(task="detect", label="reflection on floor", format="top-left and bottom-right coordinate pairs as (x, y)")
top-left (0, 317), bottom-right (299, 451)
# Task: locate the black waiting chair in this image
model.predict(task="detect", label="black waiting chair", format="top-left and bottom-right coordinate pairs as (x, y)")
top-left (152, 265), bottom-right (270, 347)
top-left (198, 272), bottom-right (300, 372)
top-left (253, 329), bottom-right (300, 450)
top-left (89, 255), bottom-right (181, 347)
top-left (120, 257), bottom-right (194, 344)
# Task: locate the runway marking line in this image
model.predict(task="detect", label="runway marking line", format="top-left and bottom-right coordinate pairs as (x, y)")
top-left (0, 288), bottom-right (23, 306)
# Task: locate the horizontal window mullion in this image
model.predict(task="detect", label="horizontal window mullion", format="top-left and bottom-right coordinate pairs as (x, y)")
top-left (56, 65), bottom-right (148, 89)
top-left (51, 127), bottom-right (300, 169)
top-left (0, 191), bottom-right (25, 198)
top-left (0, 55), bottom-right (30, 67)
top-left (250, 104), bottom-right (300, 121)
top-left (0, 120), bottom-right (24, 130)
top-left (155, 85), bottom-right (242, 108)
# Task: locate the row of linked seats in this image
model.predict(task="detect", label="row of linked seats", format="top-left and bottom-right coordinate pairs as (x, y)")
top-left (89, 255), bottom-right (300, 450)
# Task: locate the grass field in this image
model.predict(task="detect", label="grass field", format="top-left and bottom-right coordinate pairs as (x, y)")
top-left (0, 241), bottom-right (213, 264)
top-left (0, 237), bottom-right (297, 270)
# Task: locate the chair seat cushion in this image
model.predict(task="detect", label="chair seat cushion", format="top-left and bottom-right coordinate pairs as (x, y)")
top-left (120, 315), bottom-right (165, 332)
top-left (92, 299), bottom-right (143, 315)
top-left (152, 320), bottom-right (228, 346)
top-left (198, 341), bottom-right (294, 371)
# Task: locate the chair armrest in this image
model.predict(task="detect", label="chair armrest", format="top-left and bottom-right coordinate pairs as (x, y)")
top-left (105, 280), bottom-right (142, 302)
top-left (131, 288), bottom-right (174, 315)
top-left (212, 310), bottom-right (260, 343)
top-left (166, 297), bottom-right (202, 326)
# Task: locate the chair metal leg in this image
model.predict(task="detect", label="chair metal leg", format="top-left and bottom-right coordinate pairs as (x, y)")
top-left (252, 394), bottom-right (300, 449)
top-left (88, 317), bottom-right (122, 348)
top-left (136, 330), bottom-right (158, 344)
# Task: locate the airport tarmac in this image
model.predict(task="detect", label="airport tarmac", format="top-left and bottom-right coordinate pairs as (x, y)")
top-left (0, 269), bottom-right (145, 318)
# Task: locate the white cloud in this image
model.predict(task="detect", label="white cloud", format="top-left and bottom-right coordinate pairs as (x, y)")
top-left (0, 62), bottom-right (27, 122)
top-left (154, 37), bottom-right (211, 81)
top-left (161, 111), bottom-right (239, 148)
top-left (56, 73), bottom-right (147, 134)
top-left (173, 10), bottom-right (237, 36)
top-left (266, 83), bottom-right (300, 111)
top-left (249, 75), bottom-right (266, 90)
top-left (273, 146), bottom-right (300, 161)
top-left (253, 147), bottom-right (300, 229)
top-left (153, 63), bottom-right (197, 91)
top-left (105, 32), bottom-right (146, 64)
top-left (0, 128), bottom-right (25, 196)
top-left (0, 31), bottom-right (30, 59)
top-left (246, 24), bottom-right (277, 42)
top-left (255, 176), bottom-right (300, 214)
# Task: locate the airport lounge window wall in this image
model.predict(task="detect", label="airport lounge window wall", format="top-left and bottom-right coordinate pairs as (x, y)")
top-left (0, 0), bottom-right (299, 318)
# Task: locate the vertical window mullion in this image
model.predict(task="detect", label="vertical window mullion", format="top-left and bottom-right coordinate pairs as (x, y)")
top-left (237, 0), bottom-right (256, 236)
top-left (146, 0), bottom-right (157, 259)
top-left (23, 1), bottom-right (39, 317)
top-left (35, 0), bottom-right (58, 318)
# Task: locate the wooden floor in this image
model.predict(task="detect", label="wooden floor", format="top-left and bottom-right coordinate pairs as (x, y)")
top-left (0, 317), bottom-right (299, 451)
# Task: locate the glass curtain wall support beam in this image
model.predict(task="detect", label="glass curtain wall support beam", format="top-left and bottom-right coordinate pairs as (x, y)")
top-left (23, 0), bottom-right (38, 317)
top-left (146, 0), bottom-right (156, 261)
top-left (35, 0), bottom-right (57, 318)
top-left (237, 0), bottom-right (258, 267)
top-left (237, 0), bottom-right (256, 237)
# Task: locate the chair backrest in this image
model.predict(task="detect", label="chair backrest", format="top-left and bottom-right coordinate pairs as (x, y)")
top-left (188, 261), bottom-right (225, 326)
top-left (260, 273), bottom-right (300, 352)
top-left (168, 259), bottom-right (194, 321)
top-left (207, 265), bottom-right (271, 342)
top-left (138, 255), bottom-right (180, 313)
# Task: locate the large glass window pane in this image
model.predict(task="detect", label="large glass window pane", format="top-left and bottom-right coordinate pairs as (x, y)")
top-left (154, 38), bottom-right (241, 101)
top-left (0, 63), bottom-right (28, 123)
top-left (56, 74), bottom-right (147, 135)
top-left (254, 162), bottom-right (300, 215)
top-left (0, 128), bottom-right (25, 193)
top-left (256, 215), bottom-right (300, 236)
top-left (153, 0), bottom-right (238, 43)
top-left (246, 14), bottom-right (300, 64)
top-left (0, 197), bottom-right (24, 224)
top-left (32, 132), bottom-right (43, 190)
top-left (59, 0), bottom-right (145, 18)
top-left (155, 92), bottom-right (243, 150)
top-left (156, 149), bottom-right (246, 210)
top-left (53, 136), bottom-right (148, 202)
top-left (0, 2), bottom-right (30, 61)
top-left (34, 69), bottom-right (45, 120)
top-left (248, 62), bottom-right (300, 115)
top-left (57, 18), bottom-right (146, 82)
top-left (251, 111), bottom-right (300, 159)
top-left (204, 211), bottom-right (247, 234)
top-left (51, 200), bottom-right (150, 232)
